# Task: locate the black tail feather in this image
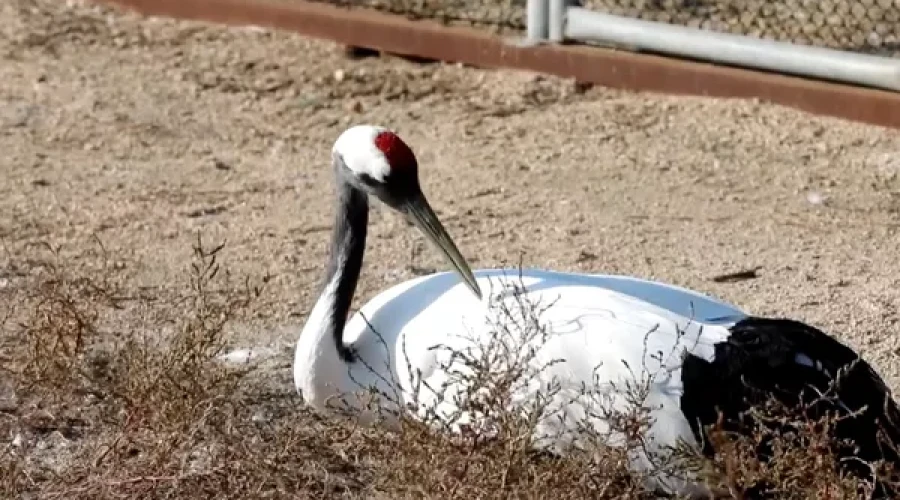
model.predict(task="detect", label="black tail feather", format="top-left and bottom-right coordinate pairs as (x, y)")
top-left (681, 316), bottom-right (900, 496)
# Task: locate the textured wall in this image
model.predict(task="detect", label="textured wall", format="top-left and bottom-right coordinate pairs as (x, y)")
top-left (314, 0), bottom-right (900, 55)
top-left (311, 0), bottom-right (527, 31)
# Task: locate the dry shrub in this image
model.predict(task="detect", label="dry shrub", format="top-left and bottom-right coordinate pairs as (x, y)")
top-left (1, 238), bottom-right (898, 499)
top-left (0, 235), bottom-right (264, 498)
top-left (10, 241), bottom-right (116, 393)
top-left (692, 390), bottom-right (900, 499)
top-left (100, 235), bottom-right (262, 431)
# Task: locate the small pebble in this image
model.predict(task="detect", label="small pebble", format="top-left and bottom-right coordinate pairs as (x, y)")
top-left (23, 409), bottom-right (55, 429)
top-left (346, 100), bottom-right (363, 113)
top-left (806, 191), bottom-right (826, 205)
top-left (43, 430), bottom-right (70, 450)
top-left (251, 409), bottom-right (270, 424)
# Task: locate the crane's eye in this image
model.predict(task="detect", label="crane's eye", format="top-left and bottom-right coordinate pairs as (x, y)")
top-left (357, 173), bottom-right (380, 187)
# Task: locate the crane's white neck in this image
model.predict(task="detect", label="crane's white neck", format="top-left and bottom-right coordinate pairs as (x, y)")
top-left (293, 270), bottom-right (347, 409)
top-left (294, 176), bottom-right (369, 411)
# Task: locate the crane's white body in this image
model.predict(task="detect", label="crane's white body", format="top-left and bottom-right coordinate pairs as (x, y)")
top-left (294, 268), bottom-right (748, 495)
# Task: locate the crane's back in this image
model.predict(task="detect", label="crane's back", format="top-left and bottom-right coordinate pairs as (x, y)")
top-left (348, 268), bottom-right (747, 343)
top-left (345, 268), bottom-right (748, 377)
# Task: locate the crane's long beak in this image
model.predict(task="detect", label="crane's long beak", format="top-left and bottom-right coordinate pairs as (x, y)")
top-left (405, 195), bottom-right (482, 300)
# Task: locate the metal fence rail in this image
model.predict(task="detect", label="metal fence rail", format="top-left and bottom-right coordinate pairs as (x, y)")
top-left (528, 0), bottom-right (900, 92)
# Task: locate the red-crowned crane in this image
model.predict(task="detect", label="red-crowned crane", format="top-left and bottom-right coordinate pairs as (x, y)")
top-left (293, 124), bottom-right (900, 497)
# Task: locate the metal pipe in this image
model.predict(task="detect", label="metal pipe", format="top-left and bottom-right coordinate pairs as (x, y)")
top-left (526, 0), bottom-right (548, 43)
top-left (548, 0), bottom-right (567, 43)
top-left (564, 7), bottom-right (900, 92)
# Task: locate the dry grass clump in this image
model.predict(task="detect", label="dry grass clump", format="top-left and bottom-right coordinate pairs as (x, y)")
top-left (694, 398), bottom-right (900, 499)
top-left (1, 236), bottom-right (899, 499)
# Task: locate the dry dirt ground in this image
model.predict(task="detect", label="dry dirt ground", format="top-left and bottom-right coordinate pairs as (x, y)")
top-left (3, 0), bottom-right (900, 498)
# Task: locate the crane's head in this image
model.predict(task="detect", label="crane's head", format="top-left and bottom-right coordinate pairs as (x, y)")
top-left (332, 124), bottom-right (482, 299)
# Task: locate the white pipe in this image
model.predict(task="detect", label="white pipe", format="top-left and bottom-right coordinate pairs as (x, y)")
top-left (527, 0), bottom-right (549, 43)
top-left (548, 0), bottom-right (567, 43)
top-left (565, 7), bottom-right (900, 92)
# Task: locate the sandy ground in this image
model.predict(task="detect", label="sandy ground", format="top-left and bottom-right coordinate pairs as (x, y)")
top-left (2, 0), bottom-right (900, 411)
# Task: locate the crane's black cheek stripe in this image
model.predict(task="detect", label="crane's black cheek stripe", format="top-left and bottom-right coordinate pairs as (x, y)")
top-left (356, 173), bottom-right (380, 187)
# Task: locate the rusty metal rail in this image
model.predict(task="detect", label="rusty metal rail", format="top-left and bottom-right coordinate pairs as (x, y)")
top-left (105, 0), bottom-right (900, 129)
